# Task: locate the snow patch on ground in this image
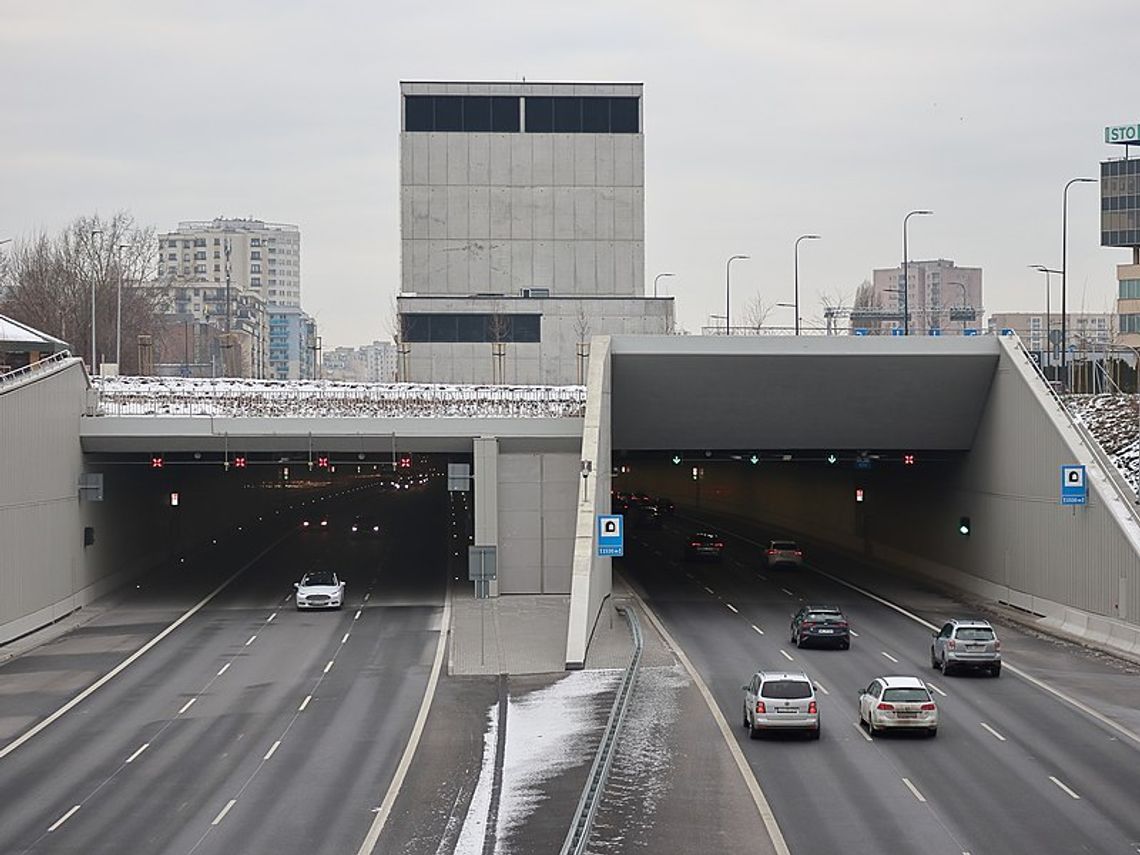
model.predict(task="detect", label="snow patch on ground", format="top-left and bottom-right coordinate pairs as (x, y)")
top-left (452, 669), bottom-right (621, 855)
top-left (1065, 394), bottom-right (1140, 494)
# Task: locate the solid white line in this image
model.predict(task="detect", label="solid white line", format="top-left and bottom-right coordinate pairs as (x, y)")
top-left (245, 635), bottom-right (256, 646)
top-left (324, 660), bottom-right (334, 674)
top-left (927, 682), bottom-right (947, 697)
top-left (849, 630), bottom-right (860, 637)
top-left (356, 591), bottom-right (454, 855)
top-left (779, 649), bottom-right (794, 662)
top-left (264, 740), bottom-right (281, 761)
top-left (902, 777), bottom-right (927, 803)
top-left (757, 574), bottom-right (767, 582)
top-left (212, 799), bottom-right (237, 826)
top-left (298, 695), bottom-right (312, 712)
top-left (752, 624), bottom-right (765, 635)
top-left (48, 805), bottom-right (81, 832)
top-left (217, 663), bottom-right (230, 677)
top-left (980, 722), bottom-right (1007, 741)
top-left (342, 632), bottom-right (350, 644)
top-left (1049, 776), bottom-right (1081, 799)
top-left (881, 651), bottom-right (899, 663)
top-left (780, 588), bottom-right (794, 597)
top-left (726, 603), bottom-right (739, 614)
top-left (852, 720), bottom-right (872, 742)
top-left (620, 584), bottom-right (791, 855)
top-left (178, 698), bottom-right (196, 715)
top-left (703, 585), bottom-right (715, 595)
top-left (0, 540), bottom-right (283, 761)
top-left (354, 609), bottom-right (362, 620)
top-left (266, 612), bottom-right (276, 623)
top-left (125, 742), bottom-right (149, 764)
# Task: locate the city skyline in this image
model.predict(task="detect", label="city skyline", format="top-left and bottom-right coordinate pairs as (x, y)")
top-left (1, 1), bottom-right (1134, 347)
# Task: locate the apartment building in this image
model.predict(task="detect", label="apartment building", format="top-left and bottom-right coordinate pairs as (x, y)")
top-left (868, 259), bottom-right (983, 335)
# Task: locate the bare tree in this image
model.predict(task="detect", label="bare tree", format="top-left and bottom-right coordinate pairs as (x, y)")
top-left (488, 313), bottom-right (511, 384)
top-left (852, 278), bottom-right (883, 335)
top-left (742, 293), bottom-right (773, 331)
top-left (574, 304), bottom-right (590, 384)
top-left (0, 212), bottom-right (163, 374)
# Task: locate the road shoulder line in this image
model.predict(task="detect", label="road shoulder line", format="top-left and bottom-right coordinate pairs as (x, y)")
top-left (624, 584), bottom-right (790, 855)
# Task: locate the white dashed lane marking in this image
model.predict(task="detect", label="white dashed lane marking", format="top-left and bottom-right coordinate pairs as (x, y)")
top-left (342, 633), bottom-right (350, 644)
top-left (980, 722), bottom-right (1006, 741)
top-left (266, 612), bottom-right (276, 623)
top-left (849, 630), bottom-right (860, 638)
top-left (852, 721), bottom-right (872, 742)
top-left (901, 777), bottom-right (926, 803)
top-left (48, 805), bottom-right (81, 833)
top-left (212, 799), bottom-right (237, 826)
top-left (726, 603), bottom-right (739, 614)
top-left (298, 695), bottom-right (312, 712)
top-left (324, 661), bottom-right (334, 674)
top-left (245, 635), bottom-right (257, 646)
top-left (927, 683), bottom-right (947, 697)
top-left (881, 652), bottom-right (899, 663)
top-left (354, 610), bottom-right (362, 621)
top-left (703, 586), bottom-right (715, 595)
top-left (780, 588), bottom-right (795, 597)
top-left (216, 663), bottom-right (230, 677)
top-left (1049, 776), bottom-right (1080, 799)
top-left (751, 624), bottom-right (765, 635)
top-left (177, 698), bottom-right (196, 715)
top-left (779, 649), bottom-right (794, 662)
top-left (264, 740), bottom-right (281, 761)
top-left (125, 743), bottom-right (149, 764)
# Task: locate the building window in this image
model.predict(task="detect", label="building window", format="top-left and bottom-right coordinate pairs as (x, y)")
top-left (524, 96), bottom-right (639, 133)
top-left (404, 95), bottom-right (521, 133)
top-left (251, 238), bottom-right (261, 247)
top-left (401, 313), bottom-right (542, 343)
top-left (251, 277), bottom-right (261, 286)
top-left (194, 250), bottom-right (206, 260)
top-left (251, 250), bottom-right (261, 260)
top-left (251, 264), bottom-right (261, 273)
top-left (194, 238), bottom-right (206, 247)
top-left (167, 252), bottom-right (177, 261)
top-left (194, 264), bottom-right (206, 274)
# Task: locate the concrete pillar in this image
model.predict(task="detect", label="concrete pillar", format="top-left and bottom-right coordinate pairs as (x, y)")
top-left (473, 436), bottom-right (499, 597)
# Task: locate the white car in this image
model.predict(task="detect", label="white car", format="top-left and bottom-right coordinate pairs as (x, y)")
top-left (858, 675), bottom-right (938, 737)
top-left (741, 670), bottom-right (820, 739)
top-left (294, 570), bottom-right (345, 610)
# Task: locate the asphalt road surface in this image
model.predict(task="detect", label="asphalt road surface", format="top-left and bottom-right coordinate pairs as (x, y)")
top-left (620, 510), bottom-right (1140, 855)
top-left (0, 480), bottom-right (447, 855)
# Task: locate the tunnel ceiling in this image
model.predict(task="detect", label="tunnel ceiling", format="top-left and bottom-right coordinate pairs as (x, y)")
top-left (609, 335), bottom-right (1001, 451)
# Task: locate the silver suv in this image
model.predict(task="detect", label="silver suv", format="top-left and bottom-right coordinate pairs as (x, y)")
top-left (741, 670), bottom-right (820, 739)
top-left (931, 619), bottom-right (1001, 677)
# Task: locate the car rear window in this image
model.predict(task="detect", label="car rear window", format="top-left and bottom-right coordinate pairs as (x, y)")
top-left (807, 612), bottom-right (842, 622)
top-left (304, 572), bottom-right (336, 586)
top-left (882, 688), bottom-right (931, 703)
top-left (771, 541), bottom-right (798, 550)
top-left (955, 627), bottom-right (995, 641)
top-left (759, 680), bottom-right (813, 699)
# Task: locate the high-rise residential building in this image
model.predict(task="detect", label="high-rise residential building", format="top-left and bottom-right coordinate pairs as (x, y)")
top-left (395, 81), bottom-right (673, 385)
top-left (868, 259), bottom-right (983, 335)
top-left (1102, 124), bottom-right (1140, 347)
top-left (322, 340), bottom-right (397, 383)
top-left (267, 305), bottom-right (318, 381)
top-left (156, 218), bottom-right (305, 377)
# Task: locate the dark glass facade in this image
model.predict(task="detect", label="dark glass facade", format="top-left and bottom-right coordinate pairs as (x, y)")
top-left (401, 313), bottom-right (541, 343)
top-left (404, 94), bottom-right (639, 134)
top-left (1101, 158), bottom-right (1140, 247)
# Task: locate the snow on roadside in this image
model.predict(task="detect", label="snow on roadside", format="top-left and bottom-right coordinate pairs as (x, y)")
top-left (451, 669), bottom-right (622, 855)
top-left (1065, 393), bottom-right (1140, 494)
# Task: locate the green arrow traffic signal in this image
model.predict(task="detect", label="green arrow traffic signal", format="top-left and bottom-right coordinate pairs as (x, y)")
top-left (671, 455), bottom-right (682, 465)
top-left (749, 454), bottom-right (760, 465)
top-left (827, 454), bottom-right (837, 464)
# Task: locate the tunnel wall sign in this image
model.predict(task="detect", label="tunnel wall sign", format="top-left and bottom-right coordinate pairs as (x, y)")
top-left (1060, 465), bottom-right (1087, 506)
top-left (597, 515), bottom-right (624, 557)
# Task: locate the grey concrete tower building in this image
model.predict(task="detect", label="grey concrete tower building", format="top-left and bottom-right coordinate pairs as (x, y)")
top-left (396, 81), bottom-right (672, 385)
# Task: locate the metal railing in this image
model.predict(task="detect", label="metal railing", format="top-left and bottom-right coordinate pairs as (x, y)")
top-left (0, 351), bottom-right (75, 392)
top-left (89, 377), bottom-right (587, 419)
top-left (560, 605), bottom-right (643, 855)
top-left (1012, 336), bottom-right (1140, 522)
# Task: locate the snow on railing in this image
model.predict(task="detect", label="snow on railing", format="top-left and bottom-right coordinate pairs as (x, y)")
top-left (90, 376), bottom-right (587, 419)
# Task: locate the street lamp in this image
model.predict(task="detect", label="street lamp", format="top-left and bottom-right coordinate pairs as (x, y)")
top-left (725, 254), bottom-right (749, 336)
top-left (89, 229), bottom-right (103, 373)
top-left (1030, 265), bottom-right (1062, 371)
top-left (116, 244), bottom-right (128, 370)
top-left (902, 210), bottom-right (933, 335)
top-left (794, 235), bottom-right (821, 336)
top-left (653, 272), bottom-right (675, 298)
top-left (1061, 177), bottom-right (1097, 386)
top-left (776, 302), bottom-right (801, 333)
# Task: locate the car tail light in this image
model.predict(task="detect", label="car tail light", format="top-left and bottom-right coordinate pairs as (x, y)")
top-left (302, 521), bottom-right (310, 527)
top-left (714, 542), bottom-right (724, 548)
top-left (877, 702), bottom-right (895, 711)
top-left (351, 526), bottom-right (358, 532)
top-left (767, 549), bottom-right (777, 555)
top-left (808, 701), bottom-right (817, 714)
top-left (320, 520), bottom-right (328, 527)
top-left (690, 541), bottom-right (701, 547)
top-left (994, 640), bottom-right (1001, 651)
top-left (835, 621), bottom-right (848, 628)
top-left (755, 701), bottom-right (766, 714)
top-left (920, 703), bottom-right (936, 711)
top-left (801, 621), bottom-right (815, 628)
top-left (794, 551), bottom-right (803, 556)
top-left (372, 525), bottom-right (379, 532)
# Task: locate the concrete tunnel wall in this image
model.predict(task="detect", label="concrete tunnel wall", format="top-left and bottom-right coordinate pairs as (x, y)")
top-left (619, 337), bottom-right (1140, 657)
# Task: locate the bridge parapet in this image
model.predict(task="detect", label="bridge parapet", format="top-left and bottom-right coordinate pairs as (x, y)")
top-left (88, 377), bottom-right (587, 419)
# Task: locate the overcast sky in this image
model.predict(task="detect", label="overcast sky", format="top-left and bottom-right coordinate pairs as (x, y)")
top-left (2, 0), bottom-right (1136, 346)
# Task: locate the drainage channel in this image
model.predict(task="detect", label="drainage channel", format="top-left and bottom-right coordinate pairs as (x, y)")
top-left (559, 604), bottom-right (644, 855)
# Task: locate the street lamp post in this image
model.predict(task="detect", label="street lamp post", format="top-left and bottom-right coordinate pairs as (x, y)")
top-left (1030, 265), bottom-right (1062, 371)
top-left (902, 210), bottom-right (933, 336)
top-left (953, 282), bottom-right (968, 335)
top-left (115, 244), bottom-right (128, 370)
top-left (89, 229), bottom-right (103, 373)
top-left (653, 272), bottom-right (675, 298)
top-left (725, 254), bottom-right (749, 336)
top-left (1061, 177), bottom-right (1096, 386)
top-left (794, 234), bottom-right (821, 336)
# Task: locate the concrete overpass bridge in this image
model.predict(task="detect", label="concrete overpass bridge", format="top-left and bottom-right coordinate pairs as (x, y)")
top-left (4, 335), bottom-right (1140, 668)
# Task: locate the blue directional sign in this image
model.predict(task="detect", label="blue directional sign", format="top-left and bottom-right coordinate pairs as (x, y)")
top-left (1060, 465), bottom-right (1087, 506)
top-left (890, 328), bottom-right (905, 336)
top-left (928, 328), bottom-right (942, 336)
top-left (597, 514), bottom-right (624, 557)
top-left (963, 328), bottom-right (979, 336)
top-left (854, 328), bottom-right (869, 336)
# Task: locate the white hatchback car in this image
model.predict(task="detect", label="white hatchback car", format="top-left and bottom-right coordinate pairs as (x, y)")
top-left (294, 570), bottom-right (345, 610)
top-left (858, 675), bottom-right (938, 737)
top-left (741, 670), bottom-right (820, 739)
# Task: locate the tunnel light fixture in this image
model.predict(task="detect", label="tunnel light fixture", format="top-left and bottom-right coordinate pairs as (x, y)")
top-left (855, 488), bottom-right (865, 503)
top-left (169, 492), bottom-right (179, 507)
top-left (958, 516), bottom-right (971, 536)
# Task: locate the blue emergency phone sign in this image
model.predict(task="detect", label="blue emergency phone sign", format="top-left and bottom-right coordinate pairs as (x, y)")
top-left (1060, 465), bottom-right (1087, 506)
top-left (597, 515), bottom-right (624, 557)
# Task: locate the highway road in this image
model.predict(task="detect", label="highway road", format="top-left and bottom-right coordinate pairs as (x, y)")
top-left (620, 509), bottom-right (1140, 855)
top-left (0, 481), bottom-right (447, 855)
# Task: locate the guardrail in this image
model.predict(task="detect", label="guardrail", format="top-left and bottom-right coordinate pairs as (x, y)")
top-left (560, 604), bottom-right (643, 855)
top-left (89, 378), bottom-right (587, 419)
top-left (0, 351), bottom-right (74, 392)
top-left (1012, 337), bottom-right (1140, 522)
